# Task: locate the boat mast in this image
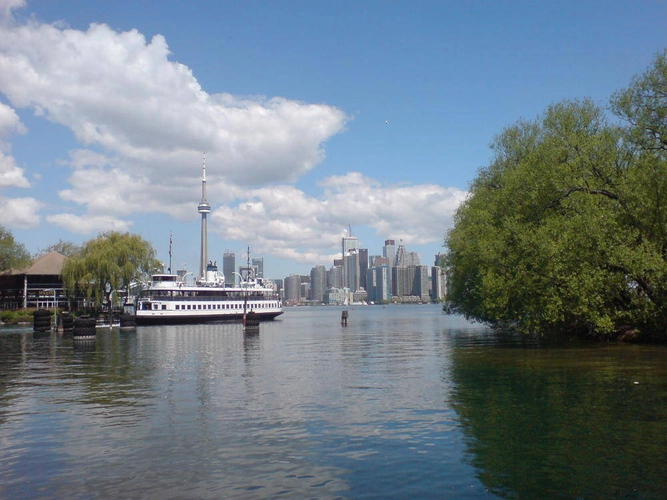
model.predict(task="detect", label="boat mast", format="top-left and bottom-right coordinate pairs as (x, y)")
top-left (168, 231), bottom-right (173, 273)
top-left (198, 153), bottom-right (211, 280)
top-left (243, 245), bottom-right (250, 317)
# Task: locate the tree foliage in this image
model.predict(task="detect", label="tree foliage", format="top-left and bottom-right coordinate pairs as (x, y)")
top-left (61, 231), bottom-right (160, 308)
top-left (445, 51), bottom-right (667, 338)
top-left (0, 225), bottom-right (31, 271)
top-left (36, 239), bottom-right (82, 258)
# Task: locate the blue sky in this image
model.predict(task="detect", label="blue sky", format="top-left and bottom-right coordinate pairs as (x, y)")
top-left (0, 0), bottom-right (665, 279)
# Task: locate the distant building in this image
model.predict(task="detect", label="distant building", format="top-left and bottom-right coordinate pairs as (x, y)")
top-left (358, 248), bottom-right (368, 291)
top-left (323, 287), bottom-right (348, 305)
top-left (284, 274), bottom-right (302, 305)
top-left (414, 265), bottom-right (430, 300)
top-left (344, 250), bottom-right (360, 291)
top-left (395, 243), bottom-right (420, 267)
top-left (239, 265), bottom-right (258, 281)
top-left (310, 265), bottom-right (327, 303)
top-left (352, 289), bottom-right (367, 303)
top-left (392, 266), bottom-right (411, 297)
top-left (328, 265), bottom-right (343, 289)
top-left (366, 264), bottom-right (388, 303)
top-left (383, 240), bottom-right (395, 268)
top-left (223, 251), bottom-right (235, 287)
top-left (251, 257), bottom-right (264, 278)
top-left (431, 265), bottom-right (446, 301)
top-left (375, 265), bottom-right (391, 302)
top-left (342, 232), bottom-right (360, 292)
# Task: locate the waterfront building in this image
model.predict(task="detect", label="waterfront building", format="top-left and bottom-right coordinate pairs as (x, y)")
top-left (0, 251), bottom-right (67, 310)
top-left (352, 289), bottom-right (367, 303)
top-left (323, 287), bottom-right (348, 305)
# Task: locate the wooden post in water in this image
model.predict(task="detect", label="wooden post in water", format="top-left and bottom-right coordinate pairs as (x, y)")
top-left (341, 310), bottom-right (349, 326)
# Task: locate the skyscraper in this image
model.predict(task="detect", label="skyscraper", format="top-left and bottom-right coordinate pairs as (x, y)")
top-left (395, 243), bottom-right (420, 267)
top-left (359, 248), bottom-right (368, 290)
top-left (328, 265), bottom-right (343, 289)
top-left (344, 250), bottom-right (360, 291)
top-left (310, 265), bottom-right (327, 303)
top-left (431, 265), bottom-right (446, 301)
top-left (383, 240), bottom-right (395, 267)
top-left (223, 251), bottom-right (235, 287)
top-left (375, 265), bottom-right (391, 302)
top-left (284, 274), bottom-right (302, 305)
top-left (342, 230), bottom-right (360, 292)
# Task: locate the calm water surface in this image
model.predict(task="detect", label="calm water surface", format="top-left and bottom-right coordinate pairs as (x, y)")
top-left (1, 305), bottom-right (667, 499)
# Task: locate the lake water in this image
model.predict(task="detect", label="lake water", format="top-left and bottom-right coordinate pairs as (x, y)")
top-left (1, 304), bottom-right (667, 499)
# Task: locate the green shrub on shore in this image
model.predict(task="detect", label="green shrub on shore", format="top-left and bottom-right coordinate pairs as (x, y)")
top-left (0, 309), bottom-right (40, 324)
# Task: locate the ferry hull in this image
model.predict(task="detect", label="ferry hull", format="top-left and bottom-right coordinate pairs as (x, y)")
top-left (135, 310), bottom-right (283, 326)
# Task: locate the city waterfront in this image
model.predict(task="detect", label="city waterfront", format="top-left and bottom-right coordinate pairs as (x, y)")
top-left (1, 305), bottom-right (667, 499)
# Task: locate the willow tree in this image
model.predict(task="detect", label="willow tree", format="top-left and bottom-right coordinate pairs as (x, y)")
top-left (61, 231), bottom-right (161, 310)
top-left (446, 61), bottom-right (667, 339)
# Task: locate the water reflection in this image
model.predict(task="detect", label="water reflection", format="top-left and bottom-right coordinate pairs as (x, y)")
top-left (4, 307), bottom-right (666, 498)
top-left (449, 332), bottom-right (667, 499)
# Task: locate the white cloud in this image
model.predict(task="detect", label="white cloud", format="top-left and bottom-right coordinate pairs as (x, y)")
top-left (0, 17), bottom-right (347, 190)
top-left (211, 173), bottom-right (466, 267)
top-left (46, 213), bottom-right (132, 234)
top-left (0, 0), bottom-right (25, 21)
top-left (0, 195), bottom-right (41, 227)
top-left (0, 151), bottom-right (28, 187)
top-left (0, 3), bottom-right (466, 266)
top-left (0, 101), bottom-right (28, 188)
top-left (0, 100), bottom-right (26, 137)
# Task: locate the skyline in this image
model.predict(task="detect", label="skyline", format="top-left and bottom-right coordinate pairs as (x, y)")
top-left (0, 1), bottom-right (666, 278)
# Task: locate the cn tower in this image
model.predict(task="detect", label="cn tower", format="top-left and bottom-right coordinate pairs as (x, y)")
top-left (198, 154), bottom-right (211, 280)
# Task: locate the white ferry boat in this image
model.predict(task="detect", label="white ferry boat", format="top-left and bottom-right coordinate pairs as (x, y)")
top-left (134, 156), bottom-right (283, 325)
top-left (135, 262), bottom-right (283, 325)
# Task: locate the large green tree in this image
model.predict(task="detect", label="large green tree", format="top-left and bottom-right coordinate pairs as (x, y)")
top-left (61, 231), bottom-right (160, 309)
top-left (0, 226), bottom-right (31, 271)
top-left (445, 51), bottom-right (667, 338)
